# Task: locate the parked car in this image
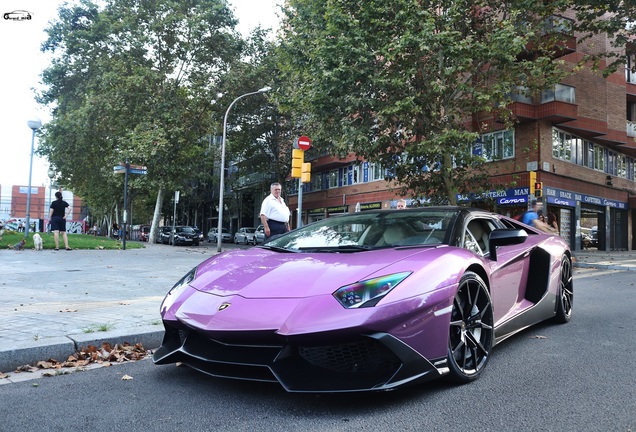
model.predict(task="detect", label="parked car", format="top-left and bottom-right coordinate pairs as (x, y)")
top-left (208, 228), bottom-right (231, 243)
top-left (252, 225), bottom-right (265, 245)
top-left (154, 206), bottom-right (573, 392)
top-left (139, 225), bottom-right (151, 242)
top-left (193, 228), bottom-right (204, 242)
top-left (172, 226), bottom-right (200, 246)
top-left (590, 226), bottom-right (598, 247)
top-left (157, 226), bottom-right (171, 244)
top-left (581, 232), bottom-right (592, 249)
top-left (234, 227), bottom-right (256, 244)
top-left (158, 226), bottom-right (200, 246)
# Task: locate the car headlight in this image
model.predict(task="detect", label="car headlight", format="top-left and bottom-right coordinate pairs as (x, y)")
top-left (168, 267), bottom-right (197, 295)
top-left (333, 272), bottom-right (411, 309)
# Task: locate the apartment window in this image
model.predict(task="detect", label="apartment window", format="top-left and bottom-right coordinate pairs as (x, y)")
top-left (627, 53), bottom-right (636, 84)
top-left (552, 129), bottom-right (586, 164)
top-left (541, 84), bottom-right (575, 104)
top-left (311, 172), bottom-right (322, 191)
top-left (341, 167), bottom-right (349, 186)
top-left (617, 154), bottom-right (627, 178)
top-left (351, 164), bottom-right (363, 185)
top-left (607, 150), bottom-right (617, 176)
top-left (628, 101), bottom-right (636, 122)
top-left (481, 130), bottom-right (514, 161)
top-left (328, 170), bottom-right (338, 188)
top-left (368, 162), bottom-right (384, 181)
top-left (593, 145), bottom-right (605, 172)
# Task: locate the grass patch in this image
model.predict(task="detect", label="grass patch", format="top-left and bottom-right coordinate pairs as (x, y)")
top-left (83, 322), bottom-right (115, 333)
top-left (1, 230), bottom-right (144, 251)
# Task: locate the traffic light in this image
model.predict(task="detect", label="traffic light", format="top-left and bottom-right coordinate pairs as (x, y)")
top-left (534, 182), bottom-right (543, 197)
top-left (529, 171), bottom-right (536, 196)
top-left (291, 149), bottom-right (304, 178)
top-left (301, 162), bottom-right (311, 183)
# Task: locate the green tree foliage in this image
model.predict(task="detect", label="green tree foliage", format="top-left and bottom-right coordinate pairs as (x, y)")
top-left (217, 29), bottom-right (293, 189)
top-left (277, 0), bottom-right (635, 204)
top-left (36, 0), bottom-right (243, 223)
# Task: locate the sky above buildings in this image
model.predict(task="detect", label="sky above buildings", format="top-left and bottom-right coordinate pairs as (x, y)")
top-left (0, 0), bottom-right (281, 188)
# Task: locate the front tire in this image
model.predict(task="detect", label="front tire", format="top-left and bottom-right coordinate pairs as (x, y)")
top-left (447, 271), bottom-right (494, 384)
top-left (555, 255), bottom-right (573, 323)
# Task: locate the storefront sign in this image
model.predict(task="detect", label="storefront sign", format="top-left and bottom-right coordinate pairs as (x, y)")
top-left (326, 205), bottom-right (348, 213)
top-left (359, 202), bottom-right (382, 211)
top-left (545, 187), bottom-right (627, 209)
top-left (457, 187), bottom-right (529, 204)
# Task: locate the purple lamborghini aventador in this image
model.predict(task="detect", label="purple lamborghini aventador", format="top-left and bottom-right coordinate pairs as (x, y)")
top-left (153, 206), bottom-right (573, 392)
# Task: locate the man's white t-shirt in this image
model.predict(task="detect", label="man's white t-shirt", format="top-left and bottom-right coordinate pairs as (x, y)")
top-left (260, 194), bottom-right (290, 223)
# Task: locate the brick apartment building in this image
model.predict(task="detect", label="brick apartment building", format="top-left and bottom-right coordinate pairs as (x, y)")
top-left (284, 14), bottom-right (636, 252)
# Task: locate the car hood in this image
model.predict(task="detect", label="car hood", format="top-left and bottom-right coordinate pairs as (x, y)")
top-left (190, 246), bottom-right (442, 299)
top-left (167, 245), bottom-right (457, 336)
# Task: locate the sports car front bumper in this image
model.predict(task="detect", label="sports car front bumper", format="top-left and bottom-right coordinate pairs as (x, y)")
top-left (153, 323), bottom-right (448, 393)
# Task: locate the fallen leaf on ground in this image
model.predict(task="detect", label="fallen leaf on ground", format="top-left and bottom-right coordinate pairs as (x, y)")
top-left (530, 335), bottom-right (547, 339)
top-left (59, 309), bottom-right (78, 313)
top-left (12, 342), bottom-right (150, 374)
top-left (121, 374), bottom-right (133, 380)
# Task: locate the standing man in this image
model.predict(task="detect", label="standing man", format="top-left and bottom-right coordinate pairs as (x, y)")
top-left (49, 191), bottom-right (72, 250)
top-left (260, 182), bottom-right (291, 240)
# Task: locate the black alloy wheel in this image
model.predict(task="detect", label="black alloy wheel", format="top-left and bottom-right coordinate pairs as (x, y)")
top-left (555, 255), bottom-right (573, 323)
top-left (447, 271), bottom-right (494, 384)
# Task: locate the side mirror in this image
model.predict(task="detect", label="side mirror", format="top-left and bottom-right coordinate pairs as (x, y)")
top-left (489, 229), bottom-right (528, 261)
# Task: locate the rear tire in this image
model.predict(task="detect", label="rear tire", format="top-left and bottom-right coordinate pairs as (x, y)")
top-left (447, 271), bottom-right (494, 384)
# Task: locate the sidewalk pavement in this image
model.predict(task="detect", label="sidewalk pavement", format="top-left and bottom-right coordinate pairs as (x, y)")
top-left (0, 244), bottom-right (634, 381)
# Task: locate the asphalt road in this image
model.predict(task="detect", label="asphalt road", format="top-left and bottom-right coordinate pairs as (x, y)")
top-left (0, 267), bottom-right (634, 431)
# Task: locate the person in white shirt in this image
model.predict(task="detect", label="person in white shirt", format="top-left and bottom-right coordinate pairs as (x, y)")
top-left (260, 182), bottom-right (291, 239)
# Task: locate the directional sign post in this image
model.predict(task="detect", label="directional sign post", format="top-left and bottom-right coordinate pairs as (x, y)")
top-left (113, 162), bottom-right (148, 250)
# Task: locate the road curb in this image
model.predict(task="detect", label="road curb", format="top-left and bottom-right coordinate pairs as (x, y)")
top-left (573, 262), bottom-right (634, 271)
top-left (0, 329), bottom-right (164, 373)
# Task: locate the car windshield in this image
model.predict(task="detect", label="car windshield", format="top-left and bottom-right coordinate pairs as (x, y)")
top-left (176, 227), bottom-right (195, 233)
top-left (244, 228), bottom-right (256, 233)
top-left (264, 209), bottom-right (458, 252)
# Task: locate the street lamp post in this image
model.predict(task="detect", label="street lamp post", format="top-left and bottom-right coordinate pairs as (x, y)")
top-left (216, 86), bottom-right (271, 253)
top-left (25, 118), bottom-right (42, 238)
top-left (47, 168), bottom-right (55, 231)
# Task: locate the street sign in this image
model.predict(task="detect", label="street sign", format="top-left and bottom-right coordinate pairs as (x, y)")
top-left (113, 164), bottom-right (147, 175)
top-left (295, 135), bottom-right (311, 151)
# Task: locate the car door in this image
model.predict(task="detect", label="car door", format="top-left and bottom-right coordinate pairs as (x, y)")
top-left (461, 216), bottom-right (529, 326)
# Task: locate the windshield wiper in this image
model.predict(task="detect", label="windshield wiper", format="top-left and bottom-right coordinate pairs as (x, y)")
top-left (297, 245), bottom-right (373, 253)
top-left (258, 245), bottom-right (298, 253)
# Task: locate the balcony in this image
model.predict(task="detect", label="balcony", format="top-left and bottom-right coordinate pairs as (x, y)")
top-left (518, 15), bottom-right (576, 61)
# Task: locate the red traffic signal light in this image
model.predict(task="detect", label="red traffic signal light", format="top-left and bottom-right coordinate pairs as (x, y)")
top-left (534, 182), bottom-right (543, 197)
